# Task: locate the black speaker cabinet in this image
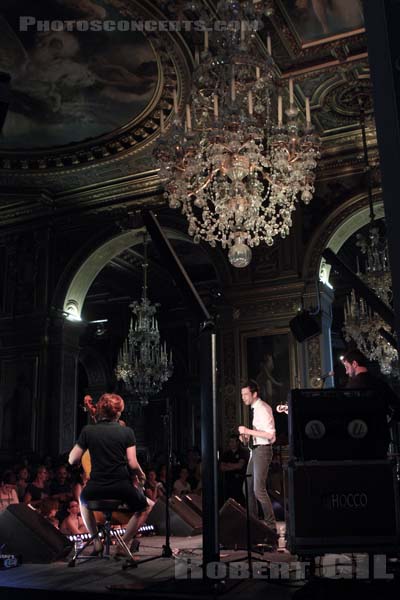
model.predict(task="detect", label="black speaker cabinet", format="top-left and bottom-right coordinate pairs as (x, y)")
top-left (289, 389), bottom-right (389, 461)
top-left (285, 460), bottom-right (400, 554)
top-left (219, 498), bottom-right (277, 549)
top-left (0, 504), bottom-right (73, 563)
top-left (147, 495), bottom-right (202, 536)
top-left (289, 311), bottom-right (320, 343)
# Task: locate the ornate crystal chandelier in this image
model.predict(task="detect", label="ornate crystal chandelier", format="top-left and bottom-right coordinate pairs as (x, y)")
top-left (115, 237), bottom-right (173, 405)
top-left (343, 107), bottom-right (398, 378)
top-left (154, 1), bottom-right (320, 268)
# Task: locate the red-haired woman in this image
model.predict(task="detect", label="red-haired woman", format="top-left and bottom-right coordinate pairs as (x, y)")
top-left (68, 393), bottom-right (152, 555)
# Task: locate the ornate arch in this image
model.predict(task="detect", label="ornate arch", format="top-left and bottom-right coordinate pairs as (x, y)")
top-left (60, 226), bottom-right (227, 320)
top-left (302, 189), bottom-right (384, 285)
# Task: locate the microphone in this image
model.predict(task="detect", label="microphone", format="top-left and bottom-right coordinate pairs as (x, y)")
top-left (319, 370), bottom-right (334, 381)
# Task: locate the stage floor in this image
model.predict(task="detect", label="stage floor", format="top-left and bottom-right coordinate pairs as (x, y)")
top-left (1, 535), bottom-right (398, 600)
top-left (0, 534), bottom-right (302, 599)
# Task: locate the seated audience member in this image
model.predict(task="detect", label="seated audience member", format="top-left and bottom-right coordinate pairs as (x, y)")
top-left (42, 456), bottom-right (55, 481)
top-left (185, 448), bottom-right (201, 489)
top-left (193, 462), bottom-right (202, 495)
top-left (173, 467), bottom-right (192, 496)
top-left (157, 465), bottom-right (167, 495)
top-left (50, 465), bottom-right (73, 502)
top-left (220, 434), bottom-right (249, 505)
top-left (0, 471), bottom-right (19, 512)
top-left (144, 469), bottom-right (163, 501)
top-left (23, 466), bottom-right (49, 506)
top-left (60, 499), bottom-right (89, 535)
top-left (15, 466), bottom-right (30, 501)
top-left (40, 498), bottom-right (60, 528)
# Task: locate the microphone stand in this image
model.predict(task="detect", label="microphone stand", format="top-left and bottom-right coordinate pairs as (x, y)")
top-left (124, 398), bottom-right (173, 571)
top-left (161, 397), bottom-right (173, 558)
top-left (226, 436), bottom-right (254, 578)
top-left (243, 471), bottom-right (253, 578)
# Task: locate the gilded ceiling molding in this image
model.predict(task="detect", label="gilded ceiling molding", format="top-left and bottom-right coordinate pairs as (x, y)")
top-left (0, 173), bottom-right (164, 226)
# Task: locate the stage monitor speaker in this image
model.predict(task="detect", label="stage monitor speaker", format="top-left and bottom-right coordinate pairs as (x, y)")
top-left (182, 493), bottom-right (202, 517)
top-left (219, 498), bottom-right (277, 549)
top-left (0, 504), bottom-right (73, 563)
top-left (147, 495), bottom-right (202, 536)
top-left (289, 311), bottom-right (320, 343)
top-left (286, 460), bottom-right (400, 554)
top-left (289, 388), bottom-right (389, 461)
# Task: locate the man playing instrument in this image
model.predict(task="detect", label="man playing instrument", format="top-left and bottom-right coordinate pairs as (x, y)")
top-left (238, 380), bottom-right (277, 537)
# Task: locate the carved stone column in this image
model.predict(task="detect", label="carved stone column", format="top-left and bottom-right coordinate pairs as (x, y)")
top-left (302, 283), bottom-right (334, 388)
top-left (220, 329), bottom-right (239, 444)
top-left (47, 317), bottom-right (83, 456)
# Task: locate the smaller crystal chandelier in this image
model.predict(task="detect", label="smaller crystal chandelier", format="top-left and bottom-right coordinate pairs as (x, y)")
top-left (343, 275), bottom-right (398, 378)
top-left (115, 236), bottom-right (173, 405)
top-left (153, 2), bottom-right (320, 268)
top-left (343, 106), bottom-right (398, 378)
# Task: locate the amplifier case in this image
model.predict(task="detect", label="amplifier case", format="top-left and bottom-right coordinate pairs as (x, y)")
top-left (285, 460), bottom-right (400, 554)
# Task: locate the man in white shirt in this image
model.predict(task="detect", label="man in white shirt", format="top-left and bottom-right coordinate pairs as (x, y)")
top-left (238, 380), bottom-right (277, 534)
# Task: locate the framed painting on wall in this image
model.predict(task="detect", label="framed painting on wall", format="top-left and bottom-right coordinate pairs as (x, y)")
top-left (244, 331), bottom-right (294, 443)
top-left (278, 0), bottom-right (364, 46)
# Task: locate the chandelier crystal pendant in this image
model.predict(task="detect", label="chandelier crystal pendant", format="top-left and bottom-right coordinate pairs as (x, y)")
top-left (154, 3), bottom-right (320, 268)
top-left (115, 237), bottom-right (173, 405)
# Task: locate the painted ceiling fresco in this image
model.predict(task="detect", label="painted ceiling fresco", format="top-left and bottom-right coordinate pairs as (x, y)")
top-left (0, 0), bottom-right (158, 149)
top-left (0, 0), bottom-right (372, 191)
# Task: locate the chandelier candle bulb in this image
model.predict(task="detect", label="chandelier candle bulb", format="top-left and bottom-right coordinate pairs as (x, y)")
top-left (231, 74), bottom-right (236, 102)
top-left (241, 20), bottom-right (245, 42)
top-left (213, 94), bottom-right (219, 118)
top-left (278, 95), bottom-right (283, 125)
top-left (248, 91), bottom-right (253, 115)
top-left (194, 46), bottom-right (200, 66)
top-left (204, 30), bottom-right (209, 52)
top-left (172, 89), bottom-right (178, 113)
top-left (256, 66), bottom-right (261, 80)
top-left (186, 104), bottom-right (192, 131)
top-left (289, 78), bottom-right (294, 105)
top-left (267, 33), bottom-right (272, 55)
top-left (305, 97), bottom-right (311, 125)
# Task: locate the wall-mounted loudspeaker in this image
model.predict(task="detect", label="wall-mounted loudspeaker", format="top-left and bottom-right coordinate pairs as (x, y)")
top-left (289, 310), bottom-right (320, 343)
